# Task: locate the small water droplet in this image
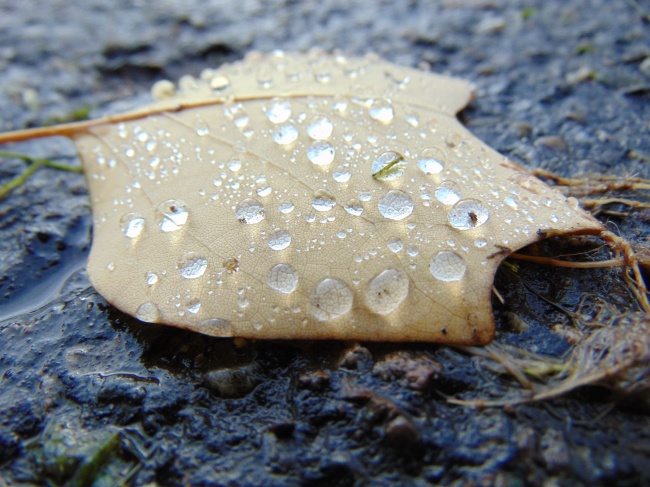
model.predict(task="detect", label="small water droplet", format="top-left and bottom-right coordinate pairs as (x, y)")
top-left (268, 263), bottom-right (299, 294)
top-left (186, 300), bottom-right (202, 314)
top-left (307, 140), bottom-right (336, 166)
top-left (136, 302), bottom-right (160, 323)
top-left (369, 100), bottom-right (394, 123)
top-left (279, 202), bottom-right (295, 214)
top-left (417, 147), bottom-right (445, 174)
top-left (235, 198), bottom-right (265, 224)
top-left (448, 199), bottom-right (490, 230)
top-left (198, 318), bottom-right (232, 336)
top-left (504, 195), bottom-right (519, 209)
top-left (158, 200), bottom-right (189, 232)
top-left (210, 75), bottom-right (230, 92)
top-left (312, 190), bottom-right (336, 212)
top-left (333, 168), bottom-right (352, 183)
top-left (430, 251), bottom-right (466, 282)
top-left (257, 186), bottom-right (272, 197)
top-left (178, 252), bottom-right (208, 279)
top-left (387, 237), bottom-right (404, 253)
top-left (378, 190), bottom-right (414, 220)
top-left (445, 133), bottom-right (462, 148)
top-left (228, 159), bottom-right (242, 171)
top-left (193, 116), bottom-right (210, 136)
top-left (435, 181), bottom-right (461, 205)
top-left (359, 192), bottom-right (372, 202)
top-left (120, 213), bottom-right (145, 238)
top-left (310, 278), bottom-right (354, 321)
top-left (106, 262), bottom-right (115, 271)
top-left (145, 271), bottom-right (158, 286)
top-left (365, 268), bottom-right (409, 315)
top-left (268, 229), bottom-right (292, 250)
top-left (474, 238), bottom-right (488, 248)
top-left (372, 151), bottom-right (406, 180)
top-left (344, 199), bottom-right (364, 216)
top-left (266, 99), bottom-right (292, 123)
top-left (273, 124), bottom-right (298, 145)
top-left (307, 116), bottom-right (334, 139)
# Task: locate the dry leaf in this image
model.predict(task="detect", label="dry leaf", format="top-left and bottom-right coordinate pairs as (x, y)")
top-left (0, 52), bottom-right (604, 344)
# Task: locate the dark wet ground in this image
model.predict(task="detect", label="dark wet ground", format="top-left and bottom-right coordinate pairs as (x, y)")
top-left (1, 1), bottom-right (649, 485)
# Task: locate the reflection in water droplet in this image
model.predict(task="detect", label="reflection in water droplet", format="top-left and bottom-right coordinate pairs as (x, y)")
top-left (136, 302), bottom-right (160, 323)
top-left (235, 198), bottom-right (266, 224)
top-left (310, 278), bottom-right (354, 321)
top-left (266, 99), bottom-right (292, 123)
top-left (378, 190), bottom-right (414, 220)
top-left (387, 237), bottom-right (404, 253)
top-left (430, 251), bottom-right (466, 282)
top-left (312, 190), bottom-right (336, 212)
top-left (369, 100), bottom-right (394, 123)
top-left (417, 147), bottom-right (445, 174)
top-left (158, 200), bottom-right (189, 232)
top-left (120, 213), bottom-right (145, 238)
top-left (448, 199), bottom-right (490, 230)
top-left (307, 116), bottom-right (334, 139)
top-left (344, 199), bottom-right (364, 216)
top-left (307, 140), bottom-right (336, 166)
top-left (273, 124), bottom-right (298, 145)
top-left (268, 229), bottom-right (292, 250)
top-left (178, 252), bottom-right (208, 279)
top-left (268, 263), bottom-right (299, 294)
top-left (365, 268), bottom-right (409, 315)
top-left (435, 181), bottom-right (461, 205)
top-left (372, 151), bottom-right (406, 180)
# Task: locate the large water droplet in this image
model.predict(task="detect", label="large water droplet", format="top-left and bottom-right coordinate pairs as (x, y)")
top-left (307, 140), bottom-right (336, 166)
top-left (268, 229), bottom-right (292, 250)
top-left (178, 252), bottom-right (208, 279)
top-left (378, 190), bottom-right (414, 220)
top-left (448, 199), bottom-right (490, 230)
top-left (417, 147), bottom-right (445, 175)
top-left (266, 99), bottom-right (292, 124)
top-left (235, 198), bottom-right (266, 224)
top-left (372, 151), bottom-right (406, 180)
top-left (430, 251), bottom-right (466, 282)
top-left (273, 124), bottom-right (298, 145)
top-left (312, 190), bottom-right (336, 212)
top-left (268, 263), bottom-right (299, 294)
top-left (365, 268), bottom-right (410, 315)
top-left (136, 302), bottom-right (160, 323)
top-left (310, 278), bottom-right (354, 321)
top-left (435, 181), bottom-right (461, 205)
top-left (158, 200), bottom-right (189, 232)
top-left (307, 116), bottom-right (334, 139)
top-left (369, 100), bottom-right (394, 123)
top-left (120, 213), bottom-right (145, 238)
